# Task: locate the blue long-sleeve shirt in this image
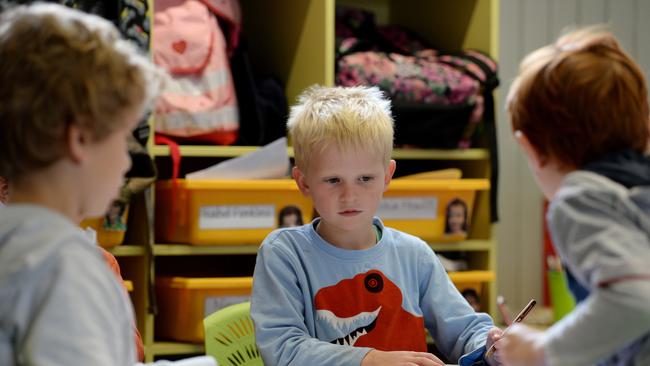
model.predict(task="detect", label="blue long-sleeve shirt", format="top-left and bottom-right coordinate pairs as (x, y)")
top-left (251, 217), bottom-right (493, 366)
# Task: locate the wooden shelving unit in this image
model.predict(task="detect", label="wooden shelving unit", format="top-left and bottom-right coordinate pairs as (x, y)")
top-left (153, 244), bottom-right (261, 256)
top-left (114, 0), bottom-right (500, 361)
top-left (148, 342), bottom-right (205, 357)
top-left (106, 245), bottom-right (146, 257)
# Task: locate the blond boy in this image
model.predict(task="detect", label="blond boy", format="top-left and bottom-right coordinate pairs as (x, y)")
top-left (498, 28), bottom-right (650, 365)
top-left (251, 86), bottom-right (502, 366)
top-left (0, 4), bottom-right (160, 365)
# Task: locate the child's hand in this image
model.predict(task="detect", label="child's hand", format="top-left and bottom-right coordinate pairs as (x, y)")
top-left (499, 323), bottom-right (546, 366)
top-left (361, 350), bottom-right (446, 366)
top-left (484, 327), bottom-right (504, 365)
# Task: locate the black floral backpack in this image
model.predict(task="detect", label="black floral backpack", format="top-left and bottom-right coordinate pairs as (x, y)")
top-left (335, 7), bottom-right (500, 222)
top-left (335, 7), bottom-right (499, 149)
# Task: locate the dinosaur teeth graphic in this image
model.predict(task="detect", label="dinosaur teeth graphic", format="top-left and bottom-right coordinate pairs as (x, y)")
top-left (316, 307), bottom-right (381, 347)
top-left (332, 318), bottom-right (378, 346)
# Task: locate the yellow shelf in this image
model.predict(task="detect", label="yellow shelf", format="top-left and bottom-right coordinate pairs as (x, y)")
top-left (154, 244), bottom-right (260, 256)
top-left (152, 240), bottom-right (492, 256)
top-left (392, 148), bottom-right (489, 160)
top-left (429, 239), bottom-right (494, 252)
top-left (149, 341), bottom-right (204, 356)
top-left (151, 145), bottom-right (272, 157)
top-left (105, 245), bottom-right (146, 256)
top-left (449, 270), bottom-right (495, 284)
top-left (151, 144), bottom-right (488, 160)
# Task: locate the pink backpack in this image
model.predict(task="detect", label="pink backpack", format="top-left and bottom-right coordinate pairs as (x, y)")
top-left (153, 0), bottom-right (241, 145)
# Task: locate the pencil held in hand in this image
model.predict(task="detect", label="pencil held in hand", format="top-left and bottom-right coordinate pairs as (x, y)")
top-left (485, 299), bottom-right (536, 358)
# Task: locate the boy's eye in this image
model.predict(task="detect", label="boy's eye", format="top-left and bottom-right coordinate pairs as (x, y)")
top-left (325, 177), bottom-right (340, 184)
top-left (360, 176), bottom-right (374, 182)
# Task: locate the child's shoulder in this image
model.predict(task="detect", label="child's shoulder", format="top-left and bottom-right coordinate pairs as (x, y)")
top-left (0, 205), bottom-right (102, 271)
top-left (380, 224), bottom-right (430, 251)
top-left (0, 206), bottom-right (122, 306)
top-left (556, 170), bottom-right (640, 205)
top-left (260, 224), bottom-right (314, 251)
top-left (551, 170), bottom-right (650, 224)
top-left (564, 170), bottom-right (626, 190)
top-left (381, 222), bottom-right (423, 241)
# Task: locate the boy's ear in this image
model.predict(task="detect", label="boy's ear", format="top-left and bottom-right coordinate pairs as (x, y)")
top-left (66, 124), bottom-right (90, 164)
top-left (514, 130), bottom-right (547, 169)
top-left (292, 166), bottom-right (310, 196)
top-left (383, 159), bottom-right (396, 190)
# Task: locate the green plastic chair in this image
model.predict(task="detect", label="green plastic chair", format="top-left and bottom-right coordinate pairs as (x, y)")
top-left (204, 302), bottom-right (263, 366)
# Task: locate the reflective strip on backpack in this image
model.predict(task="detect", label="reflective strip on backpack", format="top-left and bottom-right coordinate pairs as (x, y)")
top-left (155, 106), bottom-right (239, 134)
top-left (164, 69), bottom-right (231, 96)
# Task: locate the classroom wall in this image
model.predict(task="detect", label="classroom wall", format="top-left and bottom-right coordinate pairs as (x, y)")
top-left (497, 0), bottom-right (650, 311)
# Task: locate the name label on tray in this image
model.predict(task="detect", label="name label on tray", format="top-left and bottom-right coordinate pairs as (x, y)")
top-left (377, 197), bottom-right (438, 219)
top-left (199, 204), bottom-right (275, 229)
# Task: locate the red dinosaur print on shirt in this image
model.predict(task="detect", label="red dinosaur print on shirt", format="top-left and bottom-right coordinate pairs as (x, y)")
top-left (314, 269), bottom-right (426, 351)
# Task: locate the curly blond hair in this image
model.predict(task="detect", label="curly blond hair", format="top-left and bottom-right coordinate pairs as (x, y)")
top-left (0, 4), bottom-right (163, 180)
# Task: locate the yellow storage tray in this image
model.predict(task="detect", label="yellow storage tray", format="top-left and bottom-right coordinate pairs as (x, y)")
top-left (79, 204), bottom-right (129, 248)
top-left (155, 179), bottom-right (313, 245)
top-left (123, 280), bottom-right (133, 292)
top-left (448, 270), bottom-right (495, 296)
top-left (379, 179), bottom-right (489, 242)
top-left (155, 276), bottom-right (254, 343)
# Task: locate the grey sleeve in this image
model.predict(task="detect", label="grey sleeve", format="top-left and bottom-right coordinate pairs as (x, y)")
top-left (549, 189), bottom-right (650, 287)
top-left (544, 190), bottom-right (650, 364)
top-left (19, 245), bottom-right (136, 366)
top-left (543, 280), bottom-right (650, 365)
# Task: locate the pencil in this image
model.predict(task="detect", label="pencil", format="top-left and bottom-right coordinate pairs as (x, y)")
top-left (485, 299), bottom-right (537, 358)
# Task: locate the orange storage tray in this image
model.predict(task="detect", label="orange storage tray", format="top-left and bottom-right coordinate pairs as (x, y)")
top-left (155, 276), bottom-right (254, 343)
top-left (155, 179), bottom-right (313, 245)
top-left (380, 179), bottom-right (489, 242)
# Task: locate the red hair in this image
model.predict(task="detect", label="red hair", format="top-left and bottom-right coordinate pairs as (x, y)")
top-left (0, 177), bottom-right (8, 204)
top-left (507, 27), bottom-right (649, 168)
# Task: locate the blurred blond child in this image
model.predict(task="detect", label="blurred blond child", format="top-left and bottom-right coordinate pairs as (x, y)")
top-left (0, 180), bottom-right (145, 361)
top-left (0, 4), bottom-right (160, 365)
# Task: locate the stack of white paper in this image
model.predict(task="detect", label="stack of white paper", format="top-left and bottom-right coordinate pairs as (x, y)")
top-left (186, 137), bottom-right (290, 180)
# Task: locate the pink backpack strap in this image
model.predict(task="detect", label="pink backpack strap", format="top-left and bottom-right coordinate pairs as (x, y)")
top-left (199, 0), bottom-right (242, 53)
top-left (154, 135), bottom-right (181, 239)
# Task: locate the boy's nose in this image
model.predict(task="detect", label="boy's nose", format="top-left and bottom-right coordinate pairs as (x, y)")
top-left (339, 183), bottom-right (357, 203)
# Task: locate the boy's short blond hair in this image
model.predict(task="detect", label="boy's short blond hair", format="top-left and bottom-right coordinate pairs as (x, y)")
top-left (0, 4), bottom-right (162, 180)
top-left (507, 26), bottom-right (649, 169)
top-left (287, 85), bottom-right (394, 171)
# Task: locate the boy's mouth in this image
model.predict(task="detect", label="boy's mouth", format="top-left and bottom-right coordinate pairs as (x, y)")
top-left (339, 209), bottom-right (361, 216)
